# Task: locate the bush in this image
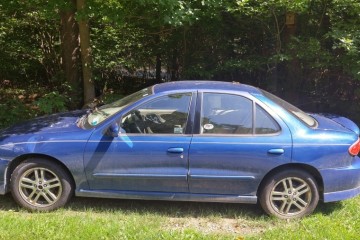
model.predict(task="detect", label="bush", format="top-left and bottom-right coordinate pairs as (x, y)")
top-left (35, 91), bottom-right (68, 114)
top-left (0, 99), bottom-right (36, 129)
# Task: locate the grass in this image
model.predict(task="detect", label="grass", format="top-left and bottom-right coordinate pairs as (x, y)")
top-left (0, 193), bottom-right (359, 239)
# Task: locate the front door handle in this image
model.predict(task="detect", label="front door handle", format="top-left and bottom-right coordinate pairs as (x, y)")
top-left (167, 148), bottom-right (184, 153)
top-left (268, 149), bottom-right (284, 155)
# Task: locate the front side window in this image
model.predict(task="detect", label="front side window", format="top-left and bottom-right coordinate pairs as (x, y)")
top-left (201, 93), bottom-right (253, 134)
top-left (122, 93), bottom-right (192, 134)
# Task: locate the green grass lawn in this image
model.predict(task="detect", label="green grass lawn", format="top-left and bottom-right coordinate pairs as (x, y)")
top-left (0, 193), bottom-right (359, 239)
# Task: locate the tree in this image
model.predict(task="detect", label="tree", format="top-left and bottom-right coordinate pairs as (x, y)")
top-left (60, 0), bottom-right (81, 107)
top-left (1, 0), bottom-right (360, 124)
top-left (76, 0), bottom-right (95, 104)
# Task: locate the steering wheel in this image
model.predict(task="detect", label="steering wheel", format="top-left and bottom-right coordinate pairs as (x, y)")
top-left (145, 113), bottom-right (162, 124)
top-left (131, 110), bottom-right (146, 133)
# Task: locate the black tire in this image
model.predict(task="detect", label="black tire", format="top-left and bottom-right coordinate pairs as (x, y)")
top-left (259, 169), bottom-right (319, 219)
top-left (10, 158), bottom-right (73, 211)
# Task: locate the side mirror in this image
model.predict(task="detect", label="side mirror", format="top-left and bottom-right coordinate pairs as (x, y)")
top-left (108, 122), bottom-right (120, 137)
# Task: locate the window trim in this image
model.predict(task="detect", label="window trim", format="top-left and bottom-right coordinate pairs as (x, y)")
top-left (254, 103), bottom-right (281, 135)
top-left (119, 92), bottom-right (195, 136)
top-left (196, 91), bottom-right (282, 136)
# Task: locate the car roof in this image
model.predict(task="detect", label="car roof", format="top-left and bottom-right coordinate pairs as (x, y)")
top-left (153, 80), bottom-right (262, 95)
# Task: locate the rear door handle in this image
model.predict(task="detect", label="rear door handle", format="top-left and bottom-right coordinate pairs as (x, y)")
top-left (167, 148), bottom-right (184, 153)
top-left (268, 149), bottom-right (284, 155)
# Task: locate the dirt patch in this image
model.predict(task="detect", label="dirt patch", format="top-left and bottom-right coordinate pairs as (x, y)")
top-left (163, 217), bottom-right (265, 236)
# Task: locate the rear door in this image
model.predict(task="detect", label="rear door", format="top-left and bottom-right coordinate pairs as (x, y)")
top-left (188, 92), bottom-right (292, 196)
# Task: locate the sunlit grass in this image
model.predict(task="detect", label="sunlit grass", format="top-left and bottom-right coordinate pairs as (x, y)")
top-left (0, 193), bottom-right (359, 239)
top-left (251, 198), bottom-right (360, 239)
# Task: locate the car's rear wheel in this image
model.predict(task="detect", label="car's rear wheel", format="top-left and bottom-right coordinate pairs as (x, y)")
top-left (10, 158), bottom-right (73, 211)
top-left (259, 169), bottom-right (319, 219)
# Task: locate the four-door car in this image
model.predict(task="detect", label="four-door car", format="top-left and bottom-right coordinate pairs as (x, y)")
top-left (0, 81), bottom-right (360, 219)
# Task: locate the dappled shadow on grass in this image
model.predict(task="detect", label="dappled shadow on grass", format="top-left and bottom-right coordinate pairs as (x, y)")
top-left (0, 194), bottom-right (342, 220)
top-left (0, 193), bottom-right (21, 211)
top-left (65, 197), bottom-right (265, 220)
top-left (0, 195), bottom-right (267, 236)
top-left (0, 192), bottom-right (263, 219)
top-left (314, 201), bottom-right (343, 216)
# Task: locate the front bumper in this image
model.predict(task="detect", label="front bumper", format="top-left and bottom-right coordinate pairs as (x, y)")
top-left (321, 155), bottom-right (360, 202)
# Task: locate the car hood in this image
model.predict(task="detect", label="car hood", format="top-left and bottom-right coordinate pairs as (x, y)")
top-left (311, 113), bottom-right (360, 135)
top-left (0, 110), bottom-right (86, 138)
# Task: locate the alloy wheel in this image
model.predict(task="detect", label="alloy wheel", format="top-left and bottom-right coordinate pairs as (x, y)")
top-left (270, 177), bottom-right (312, 216)
top-left (18, 167), bottom-right (63, 207)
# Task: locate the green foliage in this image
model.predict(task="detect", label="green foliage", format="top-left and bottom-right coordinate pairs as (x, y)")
top-left (0, 84), bottom-right (74, 130)
top-left (0, 99), bottom-right (35, 130)
top-left (0, 88), bottom-right (36, 129)
top-left (1, 0), bottom-right (360, 126)
top-left (35, 91), bottom-right (68, 114)
top-left (101, 93), bottom-right (124, 105)
top-left (0, 6), bottom-right (61, 86)
top-left (327, 0), bottom-right (360, 80)
top-left (288, 37), bottom-right (332, 69)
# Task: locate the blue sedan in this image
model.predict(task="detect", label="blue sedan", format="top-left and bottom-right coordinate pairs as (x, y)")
top-left (1, 81), bottom-right (360, 219)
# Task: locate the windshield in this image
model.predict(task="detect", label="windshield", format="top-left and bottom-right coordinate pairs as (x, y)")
top-left (261, 90), bottom-right (318, 128)
top-left (85, 87), bottom-right (153, 127)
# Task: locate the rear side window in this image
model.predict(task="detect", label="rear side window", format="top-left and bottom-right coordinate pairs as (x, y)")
top-left (201, 93), bottom-right (280, 135)
top-left (201, 93), bottom-right (253, 134)
top-left (255, 104), bottom-right (280, 134)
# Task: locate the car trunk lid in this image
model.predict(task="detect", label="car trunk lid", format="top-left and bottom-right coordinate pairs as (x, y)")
top-left (310, 113), bottom-right (360, 135)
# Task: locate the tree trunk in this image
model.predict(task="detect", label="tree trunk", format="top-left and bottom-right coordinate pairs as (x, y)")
top-left (171, 48), bottom-right (179, 81)
top-left (76, 0), bottom-right (95, 105)
top-left (155, 33), bottom-right (162, 83)
top-left (60, 0), bottom-right (81, 108)
top-left (156, 54), bottom-right (162, 83)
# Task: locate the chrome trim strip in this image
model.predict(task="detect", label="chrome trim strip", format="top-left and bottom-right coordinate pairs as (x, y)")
top-left (189, 175), bottom-right (255, 180)
top-left (93, 173), bottom-right (187, 179)
top-left (88, 140), bottom-right (190, 144)
top-left (191, 142), bottom-right (349, 146)
top-left (190, 142), bottom-right (292, 145)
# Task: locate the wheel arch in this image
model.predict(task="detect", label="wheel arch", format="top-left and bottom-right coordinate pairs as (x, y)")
top-left (5, 154), bottom-right (76, 192)
top-left (257, 163), bottom-right (324, 201)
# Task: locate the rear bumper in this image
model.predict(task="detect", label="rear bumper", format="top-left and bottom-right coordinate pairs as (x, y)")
top-left (323, 186), bottom-right (360, 202)
top-left (321, 156), bottom-right (360, 202)
top-left (0, 159), bottom-right (9, 195)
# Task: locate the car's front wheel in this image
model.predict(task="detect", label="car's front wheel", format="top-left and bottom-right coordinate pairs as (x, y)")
top-left (259, 169), bottom-right (319, 219)
top-left (10, 158), bottom-right (73, 211)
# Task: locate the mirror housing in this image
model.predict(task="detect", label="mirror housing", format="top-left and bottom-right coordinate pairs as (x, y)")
top-left (108, 122), bottom-right (120, 137)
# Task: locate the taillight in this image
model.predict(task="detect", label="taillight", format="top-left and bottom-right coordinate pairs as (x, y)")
top-left (349, 138), bottom-right (360, 156)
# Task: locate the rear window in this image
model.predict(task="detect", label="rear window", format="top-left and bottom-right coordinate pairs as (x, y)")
top-left (261, 90), bottom-right (318, 128)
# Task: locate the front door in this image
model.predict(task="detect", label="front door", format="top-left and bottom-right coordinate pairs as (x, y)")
top-left (84, 92), bottom-right (194, 193)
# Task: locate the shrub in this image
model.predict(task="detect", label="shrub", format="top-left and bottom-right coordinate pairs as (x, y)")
top-left (35, 91), bottom-right (68, 114)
